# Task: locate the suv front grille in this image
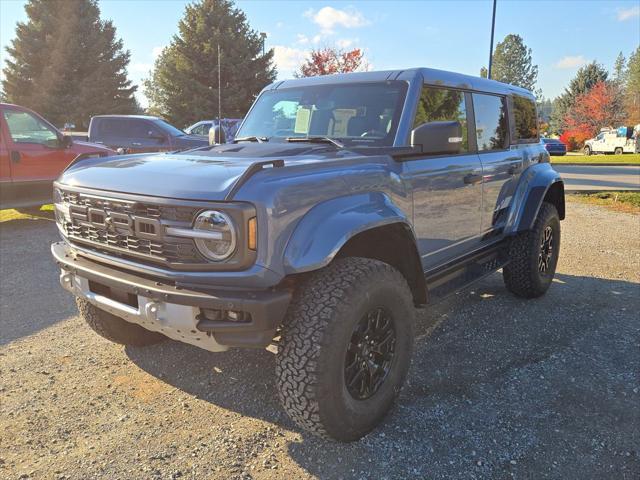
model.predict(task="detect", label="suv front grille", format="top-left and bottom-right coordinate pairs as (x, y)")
top-left (57, 189), bottom-right (205, 267)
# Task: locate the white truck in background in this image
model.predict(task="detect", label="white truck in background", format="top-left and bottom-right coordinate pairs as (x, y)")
top-left (583, 125), bottom-right (640, 155)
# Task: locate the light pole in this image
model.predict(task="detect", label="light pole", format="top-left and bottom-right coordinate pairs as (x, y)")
top-left (260, 32), bottom-right (267, 56)
top-left (488, 0), bottom-right (497, 79)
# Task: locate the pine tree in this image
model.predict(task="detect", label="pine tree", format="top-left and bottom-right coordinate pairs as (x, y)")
top-left (625, 46), bottom-right (640, 124)
top-left (480, 34), bottom-right (538, 91)
top-left (2, 0), bottom-right (138, 128)
top-left (144, 0), bottom-right (276, 128)
top-left (613, 52), bottom-right (627, 85)
top-left (550, 62), bottom-right (608, 133)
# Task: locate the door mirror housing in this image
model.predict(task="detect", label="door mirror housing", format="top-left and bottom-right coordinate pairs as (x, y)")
top-left (209, 125), bottom-right (226, 145)
top-left (60, 135), bottom-right (73, 148)
top-left (410, 121), bottom-right (463, 155)
top-left (148, 130), bottom-right (167, 142)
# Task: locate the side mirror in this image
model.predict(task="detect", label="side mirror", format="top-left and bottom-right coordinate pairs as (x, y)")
top-left (148, 130), bottom-right (166, 142)
top-left (209, 125), bottom-right (226, 145)
top-left (58, 135), bottom-right (73, 148)
top-left (410, 121), bottom-right (463, 155)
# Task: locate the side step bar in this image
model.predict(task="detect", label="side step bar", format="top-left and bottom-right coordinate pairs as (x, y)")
top-left (424, 239), bottom-right (509, 303)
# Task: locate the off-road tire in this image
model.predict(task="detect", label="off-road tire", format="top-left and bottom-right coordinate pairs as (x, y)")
top-left (276, 257), bottom-right (415, 441)
top-left (77, 298), bottom-right (166, 346)
top-left (503, 202), bottom-right (560, 298)
top-left (584, 145), bottom-right (591, 156)
top-left (614, 147), bottom-right (623, 155)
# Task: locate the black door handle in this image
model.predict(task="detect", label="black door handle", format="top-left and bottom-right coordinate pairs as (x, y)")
top-left (10, 151), bottom-right (20, 163)
top-left (464, 173), bottom-right (482, 185)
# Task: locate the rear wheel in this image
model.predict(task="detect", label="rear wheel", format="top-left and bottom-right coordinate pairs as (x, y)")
top-left (77, 298), bottom-right (166, 346)
top-left (503, 202), bottom-right (561, 298)
top-left (583, 145), bottom-right (592, 156)
top-left (276, 257), bottom-right (415, 441)
top-left (614, 147), bottom-right (623, 155)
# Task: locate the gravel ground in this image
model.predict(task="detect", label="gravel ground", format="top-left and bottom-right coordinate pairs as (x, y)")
top-left (1, 200), bottom-right (639, 480)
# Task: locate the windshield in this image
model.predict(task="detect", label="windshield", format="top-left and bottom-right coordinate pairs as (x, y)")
top-left (236, 81), bottom-right (408, 146)
top-left (154, 119), bottom-right (186, 137)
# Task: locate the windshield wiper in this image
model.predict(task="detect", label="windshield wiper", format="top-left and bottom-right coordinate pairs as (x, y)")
top-left (286, 136), bottom-right (344, 148)
top-left (233, 136), bottom-right (268, 143)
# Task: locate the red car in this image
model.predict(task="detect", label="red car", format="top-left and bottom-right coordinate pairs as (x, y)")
top-left (0, 103), bottom-right (114, 209)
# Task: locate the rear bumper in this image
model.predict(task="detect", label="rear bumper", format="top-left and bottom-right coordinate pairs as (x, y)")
top-left (52, 241), bottom-right (291, 349)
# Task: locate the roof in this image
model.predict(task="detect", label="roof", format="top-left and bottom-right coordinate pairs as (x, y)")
top-left (91, 114), bottom-right (161, 120)
top-left (267, 67), bottom-right (534, 98)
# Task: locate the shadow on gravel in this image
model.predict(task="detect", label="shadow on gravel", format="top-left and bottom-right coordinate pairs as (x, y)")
top-left (126, 272), bottom-right (639, 479)
top-left (0, 217), bottom-right (75, 345)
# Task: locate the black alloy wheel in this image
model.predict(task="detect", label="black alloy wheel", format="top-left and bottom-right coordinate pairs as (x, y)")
top-left (538, 225), bottom-right (554, 275)
top-left (344, 307), bottom-right (397, 400)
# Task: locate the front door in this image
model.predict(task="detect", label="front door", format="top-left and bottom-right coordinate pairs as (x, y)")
top-left (405, 86), bottom-right (483, 271)
top-left (1, 106), bottom-right (75, 184)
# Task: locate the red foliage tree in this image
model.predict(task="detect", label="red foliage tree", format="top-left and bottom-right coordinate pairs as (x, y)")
top-left (561, 81), bottom-right (625, 149)
top-left (296, 47), bottom-right (367, 77)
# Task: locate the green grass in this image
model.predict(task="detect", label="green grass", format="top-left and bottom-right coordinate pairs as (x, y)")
top-left (570, 191), bottom-right (640, 213)
top-left (552, 153), bottom-right (640, 164)
top-left (0, 204), bottom-right (54, 223)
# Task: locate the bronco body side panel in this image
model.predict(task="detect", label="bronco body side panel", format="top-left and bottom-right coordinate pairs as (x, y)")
top-left (282, 192), bottom-right (414, 274)
top-left (503, 162), bottom-right (565, 235)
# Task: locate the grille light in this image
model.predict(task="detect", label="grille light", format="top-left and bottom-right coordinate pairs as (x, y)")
top-left (193, 210), bottom-right (237, 261)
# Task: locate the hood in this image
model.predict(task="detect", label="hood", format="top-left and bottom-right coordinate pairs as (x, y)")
top-left (57, 143), bottom-right (364, 201)
top-left (71, 140), bottom-right (116, 154)
top-left (173, 134), bottom-right (210, 147)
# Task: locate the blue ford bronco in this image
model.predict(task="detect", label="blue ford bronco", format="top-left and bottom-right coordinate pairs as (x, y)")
top-left (52, 68), bottom-right (564, 441)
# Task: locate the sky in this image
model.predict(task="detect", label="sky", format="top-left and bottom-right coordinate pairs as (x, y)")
top-left (1, 0), bottom-right (639, 108)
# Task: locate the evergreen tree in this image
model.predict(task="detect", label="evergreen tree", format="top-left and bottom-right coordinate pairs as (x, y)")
top-left (144, 0), bottom-right (276, 127)
top-left (625, 46), bottom-right (640, 124)
top-left (550, 61), bottom-right (608, 133)
top-left (479, 34), bottom-right (538, 91)
top-left (2, 0), bottom-right (138, 128)
top-left (613, 52), bottom-right (627, 85)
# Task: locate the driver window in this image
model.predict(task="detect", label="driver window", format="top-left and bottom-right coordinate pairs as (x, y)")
top-left (413, 86), bottom-right (468, 152)
top-left (3, 110), bottom-right (58, 145)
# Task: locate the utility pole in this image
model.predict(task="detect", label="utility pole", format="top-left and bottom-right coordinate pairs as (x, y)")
top-left (488, 0), bottom-right (497, 79)
top-left (260, 32), bottom-right (267, 56)
top-left (217, 44), bottom-right (221, 124)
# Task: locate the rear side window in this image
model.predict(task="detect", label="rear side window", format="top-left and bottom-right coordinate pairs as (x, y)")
top-left (472, 93), bottom-right (509, 151)
top-left (512, 95), bottom-right (538, 143)
top-left (413, 85), bottom-right (469, 152)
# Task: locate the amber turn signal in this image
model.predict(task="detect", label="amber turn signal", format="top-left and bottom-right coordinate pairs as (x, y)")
top-left (248, 217), bottom-right (257, 250)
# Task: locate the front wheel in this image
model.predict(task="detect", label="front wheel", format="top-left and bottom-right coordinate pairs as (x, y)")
top-left (614, 147), bottom-right (623, 155)
top-left (276, 257), bottom-right (415, 441)
top-left (503, 202), bottom-right (561, 298)
top-left (583, 145), bottom-right (591, 156)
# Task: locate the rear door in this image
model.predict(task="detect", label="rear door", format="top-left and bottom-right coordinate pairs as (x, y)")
top-left (471, 93), bottom-right (523, 235)
top-left (405, 85), bottom-right (483, 270)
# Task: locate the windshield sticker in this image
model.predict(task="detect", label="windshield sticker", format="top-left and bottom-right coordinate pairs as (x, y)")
top-left (294, 107), bottom-right (311, 134)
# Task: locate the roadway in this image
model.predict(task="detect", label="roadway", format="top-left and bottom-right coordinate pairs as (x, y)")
top-left (552, 164), bottom-right (640, 192)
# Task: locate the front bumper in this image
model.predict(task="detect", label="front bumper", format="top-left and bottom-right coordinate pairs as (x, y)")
top-left (52, 242), bottom-right (291, 350)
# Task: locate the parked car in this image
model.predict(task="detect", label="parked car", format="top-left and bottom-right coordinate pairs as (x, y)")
top-left (185, 118), bottom-right (242, 142)
top-left (51, 68), bottom-right (564, 442)
top-left (85, 115), bottom-right (209, 154)
top-left (583, 125), bottom-right (640, 155)
top-left (0, 103), bottom-right (114, 209)
top-left (541, 137), bottom-right (567, 156)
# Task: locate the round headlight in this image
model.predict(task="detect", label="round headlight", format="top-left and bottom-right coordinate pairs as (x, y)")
top-left (193, 210), bottom-right (237, 261)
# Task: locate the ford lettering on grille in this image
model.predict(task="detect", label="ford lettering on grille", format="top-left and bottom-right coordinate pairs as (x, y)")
top-left (57, 189), bottom-right (203, 266)
top-left (69, 205), bottom-right (161, 239)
